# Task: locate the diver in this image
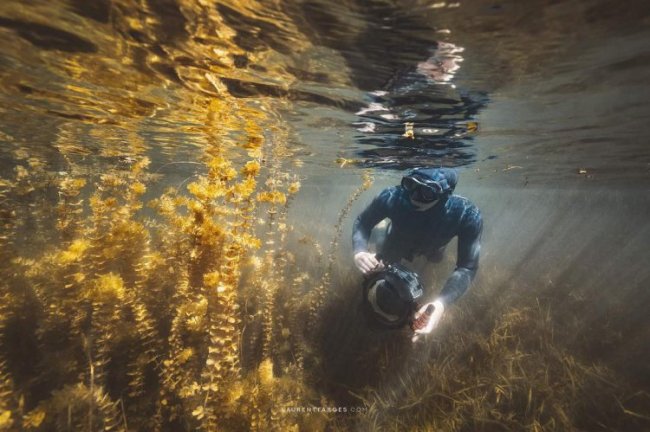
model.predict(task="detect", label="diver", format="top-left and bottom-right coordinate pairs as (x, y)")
top-left (352, 167), bottom-right (482, 341)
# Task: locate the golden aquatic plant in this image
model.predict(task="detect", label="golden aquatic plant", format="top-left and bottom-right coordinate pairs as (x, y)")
top-left (22, 383), bottom-right (123, 432)
top-left (0, 292), bottom-right (17, 432)
top-left (0, 77), bottom-right (320, 428)
top-left (1, 0), bottom-right (333, 430)
top-left (0, 140), bottom-right (297, 431)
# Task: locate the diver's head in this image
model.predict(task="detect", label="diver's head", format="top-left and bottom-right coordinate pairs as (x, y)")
top-left (401, 167), bottom-right (458, 211)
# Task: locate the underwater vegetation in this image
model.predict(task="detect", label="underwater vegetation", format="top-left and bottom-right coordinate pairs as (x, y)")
top-left (3, 127), bottom-right (650, 431)
top-left (327, 290), bottom-right (650, 432)
top-left (0, 87), bottom-right (332, 430)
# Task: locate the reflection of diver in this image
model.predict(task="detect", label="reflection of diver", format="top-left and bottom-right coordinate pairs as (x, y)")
top-left (352, 168), bottom-right (482, 341)
top-left (352, 42), bottom-right (485, 168)
top-left (355, 42), bottom-right (465, 132)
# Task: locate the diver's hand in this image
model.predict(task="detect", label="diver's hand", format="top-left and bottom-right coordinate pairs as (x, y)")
top-left (411, 299), bottom-right (445, 343)
top-left (354, 252), bottom-right (384, 275)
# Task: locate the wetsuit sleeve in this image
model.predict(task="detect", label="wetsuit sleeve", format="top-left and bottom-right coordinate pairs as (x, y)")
top-left (352, 188), bottom-right (393, 255)
top-left (439, 206), bottom-right (482, 305)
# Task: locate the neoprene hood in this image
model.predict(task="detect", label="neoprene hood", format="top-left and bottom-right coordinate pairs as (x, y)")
top-left (407, 167), bottom-right (458, 194)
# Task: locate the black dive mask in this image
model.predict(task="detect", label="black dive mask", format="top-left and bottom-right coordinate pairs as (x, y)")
top-left (401, 175), bottom-right (443, 203)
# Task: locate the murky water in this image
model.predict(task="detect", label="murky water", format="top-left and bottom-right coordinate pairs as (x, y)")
top-left (1, 0), bottom-right (649, 430)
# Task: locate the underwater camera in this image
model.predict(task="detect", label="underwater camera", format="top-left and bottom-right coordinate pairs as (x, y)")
top-left (362, 263), bottom-right (424, 329)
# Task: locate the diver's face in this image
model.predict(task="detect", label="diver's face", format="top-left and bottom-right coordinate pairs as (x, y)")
top-left (410, 195), bottom-right (439, 211)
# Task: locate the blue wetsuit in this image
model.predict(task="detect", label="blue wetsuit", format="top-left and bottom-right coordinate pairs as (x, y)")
top-left (352, 170), bottom-right (482, 305)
